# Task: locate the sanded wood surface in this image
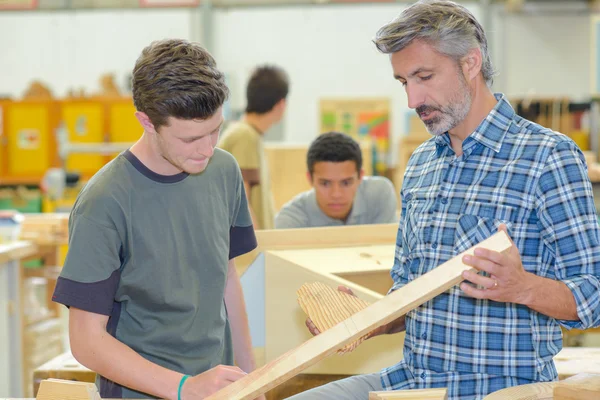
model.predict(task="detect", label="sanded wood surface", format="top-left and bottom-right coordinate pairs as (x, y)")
top-left (258, 224), bottom-right (397, 251)
top-left (235, 223), bottom-right (397, 276)
top-left (554, 347), bottom-right (600, 379)
top-left (35, 379), bottom-right (100, 400)
top-left (553, 373), bottom-right (600, 400)
top-left (271, 244), bottom-right (394, 276)
top-left (33, 352), bottom-right (95, 396)
top-left (297, 281), bottom-right (372, 353)
top-left (483, 381), bottom-right (555, 400)
top-left (483, 372), bottom-right (600, 400)
top-left (369, 388), bottom-right (448, 399)
top-left (207, 231), bottom-right (512, 400)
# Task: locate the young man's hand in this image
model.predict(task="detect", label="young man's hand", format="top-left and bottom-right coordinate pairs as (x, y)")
top-left (180, 365), bottom-right (246, 399)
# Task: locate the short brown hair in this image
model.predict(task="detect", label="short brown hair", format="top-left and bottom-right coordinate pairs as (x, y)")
top-left (245, 65), bottom-right (289, 114)
top-left (132, 39), bottom-right (229, 129)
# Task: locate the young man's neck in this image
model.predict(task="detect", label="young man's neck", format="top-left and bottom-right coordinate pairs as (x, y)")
top-left (129, 132), bottom-right (183, 176)
top-left (449, 82), bottom-right (498, 156)
top-left (243, 113), bottom-right (275, 135)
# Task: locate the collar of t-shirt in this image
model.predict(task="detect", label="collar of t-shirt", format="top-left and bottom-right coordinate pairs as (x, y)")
top-left (307, 184), bottom-right (365, 225)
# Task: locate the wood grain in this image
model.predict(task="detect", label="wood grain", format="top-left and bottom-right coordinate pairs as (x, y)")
top-left (297, 281), bottom-right (372, 353)
top-left (483, 372), bottom-right (600, 400)
top-left (482, 381), bottom-right (555, 400)
top-left (207, 231), bottom-right (512, 400)
top-left (36, 379), bottom-right (100, 400)
top-left (554, 373), bottom-right (600, 400)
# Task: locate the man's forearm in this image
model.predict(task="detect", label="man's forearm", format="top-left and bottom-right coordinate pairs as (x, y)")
top-left (521, 273), bottom-right (579, 321)
top-left (71, 324), bottom-right (183, 400)
top-left (225, 260), bottom-right (257, 373)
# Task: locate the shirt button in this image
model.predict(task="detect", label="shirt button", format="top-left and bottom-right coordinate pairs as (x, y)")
top-left (431, 243), bottom-right (438, 249)
top-left (441, 197), bottom-right (448, 204)
top-left (421, 372), bottom-right (427, 379)
top-left (421, 333), bottom-right (427, 340)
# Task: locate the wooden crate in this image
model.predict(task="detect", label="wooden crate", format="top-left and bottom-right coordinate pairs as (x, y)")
top-left (33, 352), bottom-right (95, 397)
top-left (240, 223), bottom-right (403, 376)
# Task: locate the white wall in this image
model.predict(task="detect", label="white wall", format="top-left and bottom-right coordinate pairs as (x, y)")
top-left (0, 10), bottom-right (192, 98)
top-left (213, 3), bottom-right (481, 149)
top-left (0, 3), bottom-right (592, 150)
top-left (498, 13), bottom-right (590, 101)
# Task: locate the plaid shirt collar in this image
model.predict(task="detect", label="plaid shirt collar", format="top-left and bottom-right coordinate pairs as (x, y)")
top-left (434, 93), bottom-right (514, 156)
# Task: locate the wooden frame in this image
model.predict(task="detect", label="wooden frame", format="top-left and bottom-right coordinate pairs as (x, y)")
top-left (239, 224), bottom-right (400, 373)
top-left (36, 378), bottom-right (100, 400)
top-left (213, 231), bottom-right (511, 399)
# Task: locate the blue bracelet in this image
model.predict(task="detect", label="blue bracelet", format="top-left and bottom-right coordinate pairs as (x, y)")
top-left (178, 374), bottom-right (190, 400)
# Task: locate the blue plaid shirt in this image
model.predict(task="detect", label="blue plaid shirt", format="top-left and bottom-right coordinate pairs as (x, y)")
top-left (381, 94), bottom-right (600, 399)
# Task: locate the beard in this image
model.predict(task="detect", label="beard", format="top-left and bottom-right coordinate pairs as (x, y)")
top-left (416, 75), bottom-right (473, 137)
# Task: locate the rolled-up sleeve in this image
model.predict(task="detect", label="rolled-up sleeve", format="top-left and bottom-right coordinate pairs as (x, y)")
top-left (536, 140), bottom-right (600, 330)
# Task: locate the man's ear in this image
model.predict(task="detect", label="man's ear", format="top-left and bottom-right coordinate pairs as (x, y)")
top-left (135, 111), bottom-right (157, 134)
top-left (462, 48), bottom-right (483, 81)
top-left (306, 171), bottom-right (313, 186)
top-left (358, 168), bottom-right (364, 181)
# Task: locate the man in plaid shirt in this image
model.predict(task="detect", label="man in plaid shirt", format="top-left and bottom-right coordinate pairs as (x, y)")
top-left (289, 1), bottom-right (600, 399)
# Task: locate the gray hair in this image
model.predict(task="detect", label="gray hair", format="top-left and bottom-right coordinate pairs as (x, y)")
top-left (373, 0), bottom-right (496, 87)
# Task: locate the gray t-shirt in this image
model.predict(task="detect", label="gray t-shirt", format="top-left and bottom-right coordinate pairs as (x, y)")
top-left (52, 149), bottom-right (256, 399)
top-left (274, 176), bottom-right (397, 229)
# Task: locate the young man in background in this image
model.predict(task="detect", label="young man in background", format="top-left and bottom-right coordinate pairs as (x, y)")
top-left (219, 65), bottom-right (290, 229)
top-left (275, 132), bottom-right (397, 229)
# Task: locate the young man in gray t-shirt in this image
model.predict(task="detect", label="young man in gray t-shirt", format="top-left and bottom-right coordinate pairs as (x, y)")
top-left (275, 132), bottom-right (398, 229)
top-left (52, 39), bottom-right (263, 400)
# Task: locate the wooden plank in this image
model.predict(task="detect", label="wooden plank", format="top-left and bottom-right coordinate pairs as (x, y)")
top-left (258, 223), bottom-right (397, 251)
top-left (236, 224), bottom-right (397, 276)
top-left (208, 231), bottom-right (512, 400)
top-left (33, 352), bottom-right (94, 396)
top-left (36, 378), bottom-right (100, 400)
top-left (554, 373), bottom-right (600, 400)
top-left (369, 388), bottom-right (447, 399)
top-left (483, 381), bottom-right (555, 400)
top-left (483, 372), bottom-right (600, 400)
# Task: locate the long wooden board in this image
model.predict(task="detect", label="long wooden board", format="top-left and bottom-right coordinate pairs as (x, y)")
top-left (207, 231), bottom-right (512, 400)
